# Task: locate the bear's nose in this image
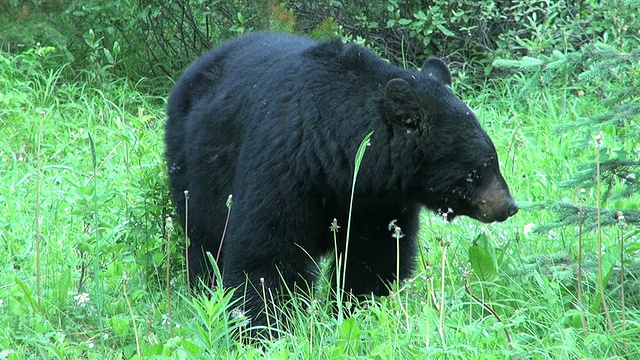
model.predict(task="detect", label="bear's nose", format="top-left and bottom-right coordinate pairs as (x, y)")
top-left (507, 202), bottom-right (518, 217)
top-left (490, 198), bottom-right (518, 223)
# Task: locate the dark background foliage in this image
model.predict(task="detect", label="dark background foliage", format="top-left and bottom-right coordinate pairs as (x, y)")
top-left (2, 0), bottom-right (637, 90)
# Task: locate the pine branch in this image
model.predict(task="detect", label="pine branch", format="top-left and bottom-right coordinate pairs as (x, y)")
top-left (494, 38), bottom-right (639, 234)
top-left (531, 202), bottom-right (640, 232)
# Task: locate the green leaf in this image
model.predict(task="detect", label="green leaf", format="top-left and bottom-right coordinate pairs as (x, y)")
top-left (414, 11), bottom-right (427, 20)
top-left (103, 48), bottom-right (114, 64)
top-left (493, 57), bottom-right (544, 70)
top-left (468, 234), bottom-right (499, 282)
top-left (15, 277), bottom-right (40, 313)
top-left (337, 317), bottom-right (361, 352)
top-left (113, 41), bottom-right (121, 55)
top-left (84, 29), bottom-right (97, 47)
top-left (615, 199), bottom-right (638, 210)
top-left (153, 251), bottom-right (164, 265)
top-left (436, 24), bottom-right (455, 36)
top-left (353, 131), bottom-right (372, 177)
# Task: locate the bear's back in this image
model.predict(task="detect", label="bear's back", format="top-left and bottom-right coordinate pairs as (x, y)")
top-left (167, 33), bottom-right (319, 123)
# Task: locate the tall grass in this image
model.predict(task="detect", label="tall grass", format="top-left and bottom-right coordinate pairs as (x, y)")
top-left (0, 47), bottom-right (638, 359)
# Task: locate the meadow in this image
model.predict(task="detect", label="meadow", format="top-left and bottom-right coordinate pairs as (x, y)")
top-left (0, 44), bottom-right (638, 359)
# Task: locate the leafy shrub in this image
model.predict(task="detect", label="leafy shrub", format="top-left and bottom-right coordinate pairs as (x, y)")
top-left (286, 0), bottom-right (639, 90)
top-left (2, 0), bottom-right (638, 91)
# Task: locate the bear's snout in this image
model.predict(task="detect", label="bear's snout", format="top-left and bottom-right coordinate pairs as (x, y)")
top-left (469, 173), bottom-right (518, 223)
top-left (470, 195), bottom-right (518, 223)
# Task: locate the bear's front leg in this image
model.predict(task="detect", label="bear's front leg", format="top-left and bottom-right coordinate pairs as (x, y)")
top-left (332, 205), bottom-right (420, 298)
top-left (221, 213), bottom-right (323, 336)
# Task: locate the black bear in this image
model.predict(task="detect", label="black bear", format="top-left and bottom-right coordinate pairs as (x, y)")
top-left (165, 32), bottom-right (517, 330)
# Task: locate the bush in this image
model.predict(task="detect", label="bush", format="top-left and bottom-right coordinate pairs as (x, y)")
top-left (1, 0), bottom-right (638, 91)
top-left (286, 0), bottom-right (639, 89)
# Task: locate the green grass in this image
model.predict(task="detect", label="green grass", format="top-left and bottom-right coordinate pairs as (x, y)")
top-left (1, 47), bottom-right (638, 359)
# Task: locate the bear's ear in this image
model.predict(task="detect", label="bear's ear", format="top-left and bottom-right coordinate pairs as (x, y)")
top-left (302, 38), bottom-right (343, 60)
top-left (422, 58), bottom-right (452, 87)
top-left (384, 78), bottom-right (422, 128)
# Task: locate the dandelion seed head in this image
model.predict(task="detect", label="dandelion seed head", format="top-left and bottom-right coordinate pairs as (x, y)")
top-left (388, 219), bottom-right (398, 231)
top-left (73, 292), bottom-right (90, 307)
top-left (523, 223), bottom-right (535, 236)
top-left (594, 131), bottom-right (603, 148)
top-left (0, 350), bottom-right (15, 359)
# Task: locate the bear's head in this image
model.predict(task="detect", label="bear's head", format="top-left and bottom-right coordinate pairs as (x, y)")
top-left (383, 58), bottom-right (517, 223)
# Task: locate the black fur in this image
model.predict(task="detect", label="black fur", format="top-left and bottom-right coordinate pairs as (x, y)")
top-left (165, 32), bottom-right (517, 330)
